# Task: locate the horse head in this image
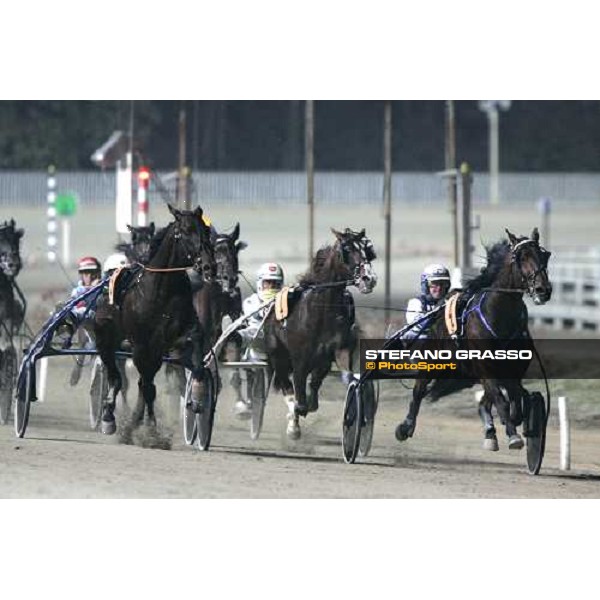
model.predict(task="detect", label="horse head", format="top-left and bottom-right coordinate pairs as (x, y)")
top-left (505, 227), bottom-right (552, 305)
top-left (0, 219), bottom-right (24, 278)
top-left (126, 222), bottom-right (156, 264)
top-left (168, 204), bottom-right (215, 282)
top-left (214, 222), bottom-right (247, 295)
top-left (331, 227), bottom-right (378, 294)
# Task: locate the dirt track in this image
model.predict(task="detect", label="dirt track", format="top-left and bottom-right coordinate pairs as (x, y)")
top-left (1, 360), bottom-right (599, 498)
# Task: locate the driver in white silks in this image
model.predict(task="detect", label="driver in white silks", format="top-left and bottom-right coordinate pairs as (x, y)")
top-left (224, 262), bottom-right (284, 419)
top-left (402, 263), bottom-right (452, 340)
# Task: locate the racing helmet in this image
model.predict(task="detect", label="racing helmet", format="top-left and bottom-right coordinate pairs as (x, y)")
top-left (78, 256), bottom-right (101, 273)
top-left (256, 262), bottom-right (284, 293)
top-left (103, 253), bottom-right (128, 273)
top-left (420, 263), bottom-right (451, 299)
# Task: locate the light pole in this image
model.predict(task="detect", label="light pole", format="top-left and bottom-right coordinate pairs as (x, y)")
top-left (478, 100), bottom-right (511, 204)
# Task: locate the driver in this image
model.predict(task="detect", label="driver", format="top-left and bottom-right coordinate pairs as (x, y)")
top-left (403, 263), bottom-right (451, 340)
top-left (229, 262), bottom-right (284, 419)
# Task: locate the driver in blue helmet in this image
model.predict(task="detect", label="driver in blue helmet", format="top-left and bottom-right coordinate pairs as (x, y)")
top-left (403, 263), bottom-right (451, 340)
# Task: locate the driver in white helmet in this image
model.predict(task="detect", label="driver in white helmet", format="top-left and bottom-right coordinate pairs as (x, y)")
top-left (403, 263), bottom-right (451, 339)
top-left (103, 252), bottom-right (129, 277)
top-left (230, 262), bottom-right (284, 418)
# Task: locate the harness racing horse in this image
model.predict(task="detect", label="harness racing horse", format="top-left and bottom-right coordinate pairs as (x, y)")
top-left (94, 205), bottom-right (216, 435)
top-left (395, 227), bottom-right (552, 451)
top-left (116, 223), bottom-right (156, 264)
top-left (263, 227), bottom-right (377, 439)
top-left (166, 222), bottom-right (248, 398)
top-left (0, 220), bottom-right (25, 423)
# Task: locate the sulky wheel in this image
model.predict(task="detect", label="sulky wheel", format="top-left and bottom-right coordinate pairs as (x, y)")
top-left (358, 379), bottom-right (379, 458)
top-left (250, 369), bottom-right (269, 441)
top-left (342, 378), bottom-right (362, 464)
top-left (15, 362), bottom-right (35, 438)
top-left (524, 391), bottom-right (547, 476)
top-left (0, 345), bottom-right (17, 425)
top-left (196, 369), bottom-right (217, 451)
top-left (182, 369), bottom-right (197, 445)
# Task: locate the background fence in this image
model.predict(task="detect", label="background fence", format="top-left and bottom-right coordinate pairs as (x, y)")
top-left (2, 171), bottom-right (600, 206)
top-left (528, 246), bottom-right (600, 331)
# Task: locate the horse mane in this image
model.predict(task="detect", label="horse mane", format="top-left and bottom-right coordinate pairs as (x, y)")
top-left (298, 244), bottom-right (348, 285)
top-left (464, 240), bottom-right (511, 293)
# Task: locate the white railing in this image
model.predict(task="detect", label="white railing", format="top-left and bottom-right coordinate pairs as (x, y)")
top-left (528, 246), bottom-right (600, 331)
top-left (2, 171), bottom-right (600, 206)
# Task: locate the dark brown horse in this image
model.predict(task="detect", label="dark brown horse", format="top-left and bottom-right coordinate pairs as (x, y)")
top-left (94, 204), bottom-right (215, 434)
top-left (166, 222), bottom-right (248, 398)
top-left (0, 219), bottom-right (25, 423)
top-left (263, 227), bottom-right (377, 439)
top-left (395, 227), bottom-right (552, 450)
top-left (116, 223), bottom-right (156, 264)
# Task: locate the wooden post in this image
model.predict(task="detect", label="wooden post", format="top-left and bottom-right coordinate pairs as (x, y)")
top-left (445, 101), bottom-right (458, 267)
top-left (383, 101), bottom-right (392, 326)
top-left (177, 103), bottom-right (190, 210)
top-left (459, 162), bottom-right (473, 270)
top-left (306, 100), bottom-right (315, 262)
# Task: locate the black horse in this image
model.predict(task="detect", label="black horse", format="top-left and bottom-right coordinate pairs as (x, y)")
top-left (0, 219), bottom-right (25, 423)
top-left (395, 227), bottom-right (552, 450)
top-left (116, 223), bottom-right (156, 264)
top-left (263, 227), bottom-right (377, 439)
top-left (94, 204), bottom-right (215, 434)
top-left (166, 222), bottom-right (248, 397)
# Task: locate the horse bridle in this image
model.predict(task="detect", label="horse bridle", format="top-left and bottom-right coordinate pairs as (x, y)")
top-left (510, 238), bottom-right (550, 297)
top-left (0, 246), bottom-right (20, 278)
top-left (338, 237), bottom-right (376, 287)
top-left (214, 235), bottom-right (238, 295)
top-left (169, 224), bottom-right (215, 282)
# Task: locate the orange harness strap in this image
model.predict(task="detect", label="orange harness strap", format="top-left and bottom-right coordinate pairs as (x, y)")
top-left (275, 287), bottom-right (291, 321)
top-left (445, 292), bottom-right (460, 336)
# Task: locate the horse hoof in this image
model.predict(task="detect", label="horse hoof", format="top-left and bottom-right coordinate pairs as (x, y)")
top-left (101, 418), bottom-right (116, 435)
top-left (296, 403), bottom-right (308, 418)
top-left (483, 437), bottom-right (499, 451)
top-left (508, 434), bottom-right (524, 450)
top-left (287, 420), bottom-right (301, 440)
top-left (395, 423), bottom-right (411, 442)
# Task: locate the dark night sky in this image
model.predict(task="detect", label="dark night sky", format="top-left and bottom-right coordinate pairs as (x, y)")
top-left (1, 100), bottom-right (600, 172)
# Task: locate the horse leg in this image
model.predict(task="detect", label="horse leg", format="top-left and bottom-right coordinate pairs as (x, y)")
top-left (502, 379), bottom-right (525, 449)
top-left (483, 380), bottom-right (523, 450)
top-left (132, 349), bottom-right (162, 428)
top-left (268, 349), bottom-right (299, 439)
top-left (395, 377), bottom-right (429, 441)
top-left (478, 386), bottom-right (499, 451)
top-left (308, 358), bottom-right (331, 413)
top-left (94, 309), bottom-right (122, 435)
top-left (117, 357), bottom-right (129, 411)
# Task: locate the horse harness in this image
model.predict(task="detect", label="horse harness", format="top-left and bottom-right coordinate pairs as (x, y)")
top-left (510, 238), bottom-right (551, 297)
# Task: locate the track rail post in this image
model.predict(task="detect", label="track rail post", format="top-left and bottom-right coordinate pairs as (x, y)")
top-left (558, 396), bottom-right (571, 470)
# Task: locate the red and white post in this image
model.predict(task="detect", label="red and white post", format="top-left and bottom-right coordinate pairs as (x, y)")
top-left (137, 166), bottom-right (150, 226)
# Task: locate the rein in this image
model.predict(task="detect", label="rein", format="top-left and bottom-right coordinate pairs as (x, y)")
top-left (480, 287), bottom-right (525, 293)
top-left (143, 265), bottom-right (193, 273)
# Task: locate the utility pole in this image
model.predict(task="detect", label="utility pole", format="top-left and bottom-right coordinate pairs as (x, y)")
top-left (383, 101), bottom-right (392, 327)
top-left (478, 100), bottom-right (511, 204)
top-left (177, 102), bottom-right (190, 210)
top-left (445, 100), bottom-right (458, 266)
top-left (459, 162), bottom-right (473, 271)
top-left (306, 100), bottom-right (315, 262)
